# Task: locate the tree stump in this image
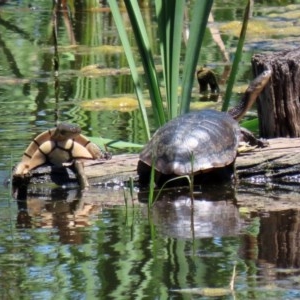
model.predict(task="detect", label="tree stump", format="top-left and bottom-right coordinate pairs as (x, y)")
top-left (252, 49), bottom-right (300, 138)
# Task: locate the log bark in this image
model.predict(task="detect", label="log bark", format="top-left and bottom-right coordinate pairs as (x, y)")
top-left (236, 138), bottom-right (300, 185)
top-left (252, 49), bottom-right (300, 138)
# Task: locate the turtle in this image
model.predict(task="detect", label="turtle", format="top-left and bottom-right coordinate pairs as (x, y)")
top-left (197, 67), bottom-right (220, 94)
top-left (137, 69), bottom-right (272, 186)
top-left (13, 123), bottom-right (111, 189)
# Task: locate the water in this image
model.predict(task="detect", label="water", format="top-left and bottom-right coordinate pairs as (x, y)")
top-left (6, 187), bottom-right (300, 299)
top-left (1, 0), bottom-right (300, 299)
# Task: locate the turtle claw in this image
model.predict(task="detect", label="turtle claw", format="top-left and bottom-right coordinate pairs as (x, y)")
top-left (86, 142), bottom-right (112, 160)
top-left (237, 142), bottom-right (257, 153)
top-left (103, 151), bottom-right (112, 160)
top-left (257, 138), bottom-right (269, 148)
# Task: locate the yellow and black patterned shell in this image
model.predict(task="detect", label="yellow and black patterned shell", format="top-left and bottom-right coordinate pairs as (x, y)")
top-left (138, 109), bottom-right (241, 175)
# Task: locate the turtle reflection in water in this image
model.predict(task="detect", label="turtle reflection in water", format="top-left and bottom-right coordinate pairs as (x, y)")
top-left (138, 70), bottom-right (272, 186)
top-left (13, 123), bottom-right (111, 189)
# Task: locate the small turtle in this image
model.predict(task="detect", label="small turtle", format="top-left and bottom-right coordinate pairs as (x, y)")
top-left (138, 70), bottom-right (272, 186)
top-left (197, 67), bottom-right (220, 94)
top-left (13, 123), bottom-right (111, 189)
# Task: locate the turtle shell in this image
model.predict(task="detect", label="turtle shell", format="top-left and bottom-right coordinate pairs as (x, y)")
top-left (39, 139), bottom-right (95, 166)
top-left (139, 109), bottom-right (241, 175)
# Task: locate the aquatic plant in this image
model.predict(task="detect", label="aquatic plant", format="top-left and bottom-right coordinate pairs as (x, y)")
top-left (108, 0), bottom-right (213, 137)
top-left (108, 0), bottom-right (251, 141)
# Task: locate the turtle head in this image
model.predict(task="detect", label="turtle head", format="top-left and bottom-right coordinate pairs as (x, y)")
top-left (250, 69), bottom-right (272, 92)
top-left (228, 69), bottom-right (272, 121)
top-left (52, 123), bottom-right (81, 141)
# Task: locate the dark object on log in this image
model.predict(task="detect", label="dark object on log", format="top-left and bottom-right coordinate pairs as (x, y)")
top-left (197, 67), bottom-right (220, 93)
top-left (252, 49), bottom-right (300, 138)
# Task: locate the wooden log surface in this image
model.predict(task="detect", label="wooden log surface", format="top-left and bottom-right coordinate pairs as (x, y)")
top-left (87, 138), bottom-right (300, 186)
top-left (236, 137), bottom-right (300, 184)
top-left (11, 138), bottom-right (300, 218)
top-left (21, 138), bottom-right (300, 188)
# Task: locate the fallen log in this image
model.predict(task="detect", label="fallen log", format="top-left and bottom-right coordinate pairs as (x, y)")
top-left (236, 138), bottom-right (300, 183)
top-left (12, 138), bottom-right (300, 189)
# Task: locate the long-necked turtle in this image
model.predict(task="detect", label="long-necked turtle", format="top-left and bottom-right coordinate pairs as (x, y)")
top-left (13, 123), bottom-right (111, 189)
top-left (138, 70), bottom-right (271, 186)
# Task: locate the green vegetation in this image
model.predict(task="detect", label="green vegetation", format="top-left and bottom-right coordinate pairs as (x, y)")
top-left (222, 0), bottom-right (251, 111)
top-left (105, 0), bottom-right (253, 204)
top-left (108, 0), bottom-right (251, 143)
top-left (108, 0), bottom-right (213, 138)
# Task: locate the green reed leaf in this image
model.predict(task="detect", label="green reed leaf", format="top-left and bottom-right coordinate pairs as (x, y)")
top-left (123, 0), bottom-right (166, 127)
top-left (155, 0), bottom-right (185, 119)
top-left (222, 0), bottom-right (251, 112)
top-left (107, 0), bottom-right (151, 140)
top-left (180, 0), bottom-right (213, 115)
top-left (89, 137), bottom-right (143, 150)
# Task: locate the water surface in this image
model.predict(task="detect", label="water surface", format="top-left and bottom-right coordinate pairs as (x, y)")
top-left (1, 0), bottom-right (300, 299)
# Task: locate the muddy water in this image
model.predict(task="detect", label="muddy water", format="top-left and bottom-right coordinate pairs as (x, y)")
top-left (1, 0), bottom-right (300, 299)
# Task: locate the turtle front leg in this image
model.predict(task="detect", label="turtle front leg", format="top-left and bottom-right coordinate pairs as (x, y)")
top-left (13, 141), bottom-right (53, 176)
top-left (240, 127), bottom-right (269, 148)
top-left (74, 134), bottom-right (111, 160)
top-left (13, 161), bottom-right (30, 177)
top-left (73, 160), bottom-right (89, 189)
top-left (14, 129), bottom-right (55, 176)
top-left (14, 146), bottom-right (48, 176)
top-left (20, 129), bottom-right (55, 165)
